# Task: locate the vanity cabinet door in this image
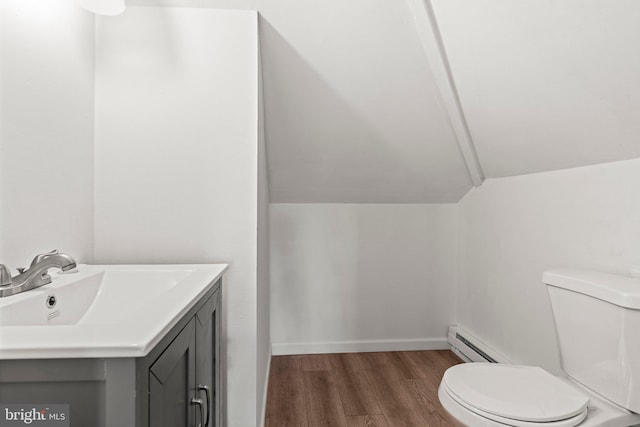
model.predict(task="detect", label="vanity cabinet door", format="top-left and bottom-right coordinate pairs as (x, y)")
top-left (149, 318), bottom-right (197, 427)
top-left (195, 288), bottom-right (221, 427)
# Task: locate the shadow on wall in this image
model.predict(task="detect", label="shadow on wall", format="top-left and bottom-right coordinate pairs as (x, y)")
top-left (258, 17), bottom-right (439, 203)
top-left (269, 206), bottom-right (358, 343)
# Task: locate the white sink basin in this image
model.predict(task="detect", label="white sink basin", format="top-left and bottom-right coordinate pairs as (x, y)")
top-left (0, 264), bottom-right (227, 359)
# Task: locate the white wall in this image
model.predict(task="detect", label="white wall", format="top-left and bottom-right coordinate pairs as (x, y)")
top-left (256, 44), bottom-right (271, 427)
top-left (270, 203), bottom-right (457, 354)
top-left (457, 158), bottom-right (640, 374)
top-left (0, 0), bottom-right (95, 268)
top-left (93, 8), bottom-right (259, 426)
top-left (129, 0), bottom-right (257, 8)
top-left (259, 0), bottom-right (472, 203)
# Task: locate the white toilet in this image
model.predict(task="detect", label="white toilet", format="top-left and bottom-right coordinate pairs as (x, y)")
top-left (438, 269), bottom-right (640, 427)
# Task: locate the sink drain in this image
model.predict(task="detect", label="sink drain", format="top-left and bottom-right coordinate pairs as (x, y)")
top-left (46, 295), bottom-right (57, 309)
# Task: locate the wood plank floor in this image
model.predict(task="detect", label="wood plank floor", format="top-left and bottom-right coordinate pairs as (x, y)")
top-left (265, 350), bottom-right (463, 427)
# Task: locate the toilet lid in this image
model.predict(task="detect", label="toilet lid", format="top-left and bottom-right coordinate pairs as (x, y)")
top-left (443, 363), bottom-right (590, 423)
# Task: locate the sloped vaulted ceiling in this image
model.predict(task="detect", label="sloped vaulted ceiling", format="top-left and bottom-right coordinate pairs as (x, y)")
top-left (431, 0), bottom-right (640, 178)
top-left (260, 0), bottom-right (640, 202)
top-left (260, 0), bottom-right (474, 203)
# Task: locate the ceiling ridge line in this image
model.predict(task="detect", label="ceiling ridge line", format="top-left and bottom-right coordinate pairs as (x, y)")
top-left (406, 0), bottom-right (485, 187)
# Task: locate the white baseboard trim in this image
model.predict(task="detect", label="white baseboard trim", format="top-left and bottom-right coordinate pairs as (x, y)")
top-left (271, 338), bottom-right (449, 356)
top-left (259, 342), bottom-right (272, 427)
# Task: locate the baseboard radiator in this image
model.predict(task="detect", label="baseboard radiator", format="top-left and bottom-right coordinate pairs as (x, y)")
top-left (447, 325), bottom-right (511, 364)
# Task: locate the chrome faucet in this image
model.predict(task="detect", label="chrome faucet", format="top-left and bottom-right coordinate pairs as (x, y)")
top-left (0, 265), bottom-right (11, 288)
top-left (0, 250), bottom-right (77, 298)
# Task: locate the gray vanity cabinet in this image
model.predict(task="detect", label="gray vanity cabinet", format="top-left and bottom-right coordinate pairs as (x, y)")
top-left (195, 289), bottom-right (222, 427)
top-left (148, 318), bottom-right (197, 427)
top-left (0, 279), bottom-right (223, 427)
top-left (138, 283), bottom-right (222, 427)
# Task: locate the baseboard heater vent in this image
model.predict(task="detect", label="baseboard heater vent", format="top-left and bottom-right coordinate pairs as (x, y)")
top-left (447, 325), bottom-right (510, 364)
top-left (456, 333), bottom-right (496, 363)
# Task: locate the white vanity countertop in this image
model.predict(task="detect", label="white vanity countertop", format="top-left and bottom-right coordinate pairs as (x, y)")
top-left (0, 263), bottom-right (227, 359)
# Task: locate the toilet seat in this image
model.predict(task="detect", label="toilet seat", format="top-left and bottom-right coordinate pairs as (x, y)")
top-left (442, 364), bottom-right (590, 426)
top-left (441, 380), bottom-right (588, 426)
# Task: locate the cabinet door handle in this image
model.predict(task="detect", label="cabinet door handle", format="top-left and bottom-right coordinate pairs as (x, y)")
top-left (191, 397), bottom-right (204, 427)
top-left (198, 385), bottom-right (211, 427)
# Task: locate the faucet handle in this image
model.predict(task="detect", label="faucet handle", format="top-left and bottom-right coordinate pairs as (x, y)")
top-left (0, 264), bottom-right (12, 287)
top-left (29, 249), bottom-right (59, 268)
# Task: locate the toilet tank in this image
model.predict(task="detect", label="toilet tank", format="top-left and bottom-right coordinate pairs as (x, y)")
top-left (545, 269), bottom-right (640, 413)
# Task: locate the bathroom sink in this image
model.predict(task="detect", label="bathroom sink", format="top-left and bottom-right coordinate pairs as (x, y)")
top-left (0, 264), bottom-right (227, 359)
top-left (0, 268), bottom-right (193, 326)
top-left (0, 270), bottom-right (104, 326)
